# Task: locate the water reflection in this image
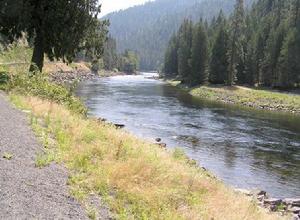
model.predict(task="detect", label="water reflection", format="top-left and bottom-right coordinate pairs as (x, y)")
top-left (76, 73), bottom-right (300, 198)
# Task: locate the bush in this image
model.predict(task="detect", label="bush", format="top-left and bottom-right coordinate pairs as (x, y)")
top-left (0, 67), bottom-right (10, 90)
top-left (8, 73), bottom-right (87, 115)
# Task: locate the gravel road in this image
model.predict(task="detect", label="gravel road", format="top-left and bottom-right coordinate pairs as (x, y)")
top-left (0, 92), bottom-right (88, 220)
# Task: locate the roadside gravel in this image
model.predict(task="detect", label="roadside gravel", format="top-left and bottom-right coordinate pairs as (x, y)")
top-left (0, 91), bottom-right (88, 220)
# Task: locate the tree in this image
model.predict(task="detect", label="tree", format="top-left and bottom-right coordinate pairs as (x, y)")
top-left (190, 21), bottom-right (209, 85)
top-left (164, 34), bottom-right (178, 76)
top-left (118, 50), bottom-right (139, 74)
top-left (277, 26), bottom-right (300, 88)
top-left (177, 19), bottom-right (193, 82)
top-left (0, 0), bottom-right (108, 72)
top-left (103, 36), bottom-right (118, 70)
top-left (209, 25), bottom-right (229, 84)
top-left (227, 0), bottom-right (245, 86)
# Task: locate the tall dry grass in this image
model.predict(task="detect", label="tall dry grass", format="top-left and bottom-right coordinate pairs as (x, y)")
top-left (10, 95), bottom-right (286, 220)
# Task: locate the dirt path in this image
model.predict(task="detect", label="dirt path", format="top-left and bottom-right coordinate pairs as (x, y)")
top-left (0, 92), bottom-right (88, 220)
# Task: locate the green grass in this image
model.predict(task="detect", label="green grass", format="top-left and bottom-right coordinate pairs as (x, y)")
top-left (186, 84), bottom-right (300, 114)
top-left (0, 44), bottom-right (32, 64)
top-left (9, 95), bottom-right (284, 220)
top-left (7, 72), bottom-right (87, 115)
top-left (35, 150), bottom-right (56, 168)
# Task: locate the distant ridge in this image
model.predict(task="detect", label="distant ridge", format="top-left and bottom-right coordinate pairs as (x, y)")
top-left (105, 0), bottom-right (255, 70)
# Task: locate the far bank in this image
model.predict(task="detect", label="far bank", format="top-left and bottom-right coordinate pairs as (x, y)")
top-left (167, 80), bottom-right (300, 115)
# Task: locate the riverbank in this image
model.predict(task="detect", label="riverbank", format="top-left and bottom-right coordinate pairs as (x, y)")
top-left (0, 53), bottom-right (294, 218)
top-left (168, 80), bottom-right (300, 115)
top-left (9, 93), bottom-right (286, 220)
top-left (0, 71), bottom-right (287, 219)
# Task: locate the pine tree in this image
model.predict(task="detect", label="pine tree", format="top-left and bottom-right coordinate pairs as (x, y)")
top-left (277, 28), bottom-right (300, 88)
top-left (103, 36), bottom-right (118, 70)
top-left (277, 0), bottom-right (300, 88)
top-left (227, 0), bottom-right (245, 86)
top-left (164, 34), bottom-right (178, 76)
top-left (190, 21), bottom-right (209, 85)
top-left (177, 19), bottom-right (193, 82)
top-left (209, 25), bottom-right (229, 84)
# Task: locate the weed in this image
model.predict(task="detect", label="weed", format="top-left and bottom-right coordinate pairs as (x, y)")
top-left (2, 152), bottom-right (13, 160)
top-left (10, 95), bottom-right (284, 220)
top-left (172, 148), bottom-right (186, 161)
top-left (35, 150), bottom-right (56, 168)
top-left (86, 206), bottom-right (97, 220)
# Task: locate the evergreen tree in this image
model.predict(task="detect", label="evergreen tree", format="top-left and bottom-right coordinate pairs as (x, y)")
top-left (209, 25), bottom-right (229, 84)
top-left (190, 22), bottom-right (209, 85)
top-left (162, 0), bottom-right (300, 89)
top-left (164, 34), bottom-right (178, 76)
top-left (0, 0), bottom-right (108, 72)
top-left (103, 36), bottom-right (118, 70)
top-left (277, 10), bottom-right (300, 88)
top-left (177, 19), bottom-right (193, 82)
top-left (227, 0), bottom-right (245, 86)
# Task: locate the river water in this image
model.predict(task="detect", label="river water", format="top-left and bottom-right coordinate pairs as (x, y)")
top-left (76, 72), bottom-right (300, 198)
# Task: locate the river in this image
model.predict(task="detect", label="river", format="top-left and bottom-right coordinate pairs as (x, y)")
top-left (76, 72), bottom-right (300, 198)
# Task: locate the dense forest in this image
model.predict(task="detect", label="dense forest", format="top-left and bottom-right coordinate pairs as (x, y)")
top-left (163, 0), bottom-right (300, 89)
top-left (105, 0), bottom-right (255, 70)
top-left (102, 36), bottom-right (139, 74)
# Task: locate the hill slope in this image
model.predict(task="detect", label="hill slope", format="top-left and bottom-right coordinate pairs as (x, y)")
top-left (104, 0), bottom-right (254, 70)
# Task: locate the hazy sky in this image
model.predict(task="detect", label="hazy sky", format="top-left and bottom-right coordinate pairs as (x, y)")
top-left (99, 0), bottom-right (150, 16)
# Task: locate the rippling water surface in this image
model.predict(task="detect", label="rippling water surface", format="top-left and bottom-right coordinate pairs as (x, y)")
top-left (76, 73), bottom-right (300, 198)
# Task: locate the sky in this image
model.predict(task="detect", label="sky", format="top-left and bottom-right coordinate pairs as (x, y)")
top-left (99, 0), bottom-right (150, 16)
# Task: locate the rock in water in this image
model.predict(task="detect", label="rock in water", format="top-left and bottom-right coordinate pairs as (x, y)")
top-left (114, 124), bottom-right (125, 129)
top-left (264, 198), bottom-right (282, 205)
top-left (155, 138), bottom-right (162, 143)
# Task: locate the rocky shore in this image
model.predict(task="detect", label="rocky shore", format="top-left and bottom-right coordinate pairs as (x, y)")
top-left (49, 69), bottom-right (98, 84)
top-left (235, 189), bottom-right (300, 219)
top-left (48, 65), bottom-right (126, 85)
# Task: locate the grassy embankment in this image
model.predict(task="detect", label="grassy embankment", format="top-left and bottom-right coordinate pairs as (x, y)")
top-left (0, 47), bottom-right (286, 219)
top-left (9, 94), bottom-right (285, 220)
top-left (169, 80), bottom-right (300, 115)
top-left (0, 44), bottom-right (92, 75)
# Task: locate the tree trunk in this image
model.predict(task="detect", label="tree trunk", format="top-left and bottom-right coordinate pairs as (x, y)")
top-left (29, 30), bottom-right (44, 73)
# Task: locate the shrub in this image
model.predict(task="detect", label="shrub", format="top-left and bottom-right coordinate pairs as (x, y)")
top-left (8, 72), bottom-right (87, 115)
top-left (0, 67), bottom-right (10, 90)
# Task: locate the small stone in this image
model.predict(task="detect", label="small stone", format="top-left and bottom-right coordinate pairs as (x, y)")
top-left (155, 138), bottom-right (162, 143)
top-left (264, 198), bottom-right (282, 205)
top-left (114, 124), bottom-right (125, 129)
top-left (156, 143), bottom-right (167, 148)
top-left (97, 117), bottom-right (107, 122)
top-left (288, 207), bottom-right (300, 214)
top-left (283, 198), bottom-right (300, 206)
top-left (269, 205), bottom-right (277, 212)
top-left (292, 214), bottom-right (300, 220)
top-left (257, 195), bottom-right (265, 201)
top-left (251, 189), bottom-right (267, 196)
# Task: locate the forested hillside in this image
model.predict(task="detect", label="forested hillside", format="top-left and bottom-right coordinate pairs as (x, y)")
top-left (105, 0), bottom-right (255, 70)
top-left (164, 0), bottom-right (300, 89)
